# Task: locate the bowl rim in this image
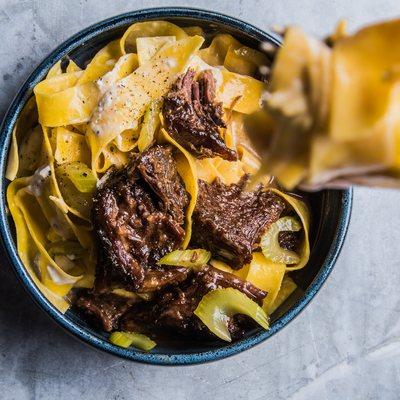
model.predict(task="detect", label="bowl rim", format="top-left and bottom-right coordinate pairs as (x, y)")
top-left (0, 6), bottom-right (352, 365)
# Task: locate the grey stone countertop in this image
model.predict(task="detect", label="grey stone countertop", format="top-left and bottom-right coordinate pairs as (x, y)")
top-left (1, 1), bottom-right (400, 399)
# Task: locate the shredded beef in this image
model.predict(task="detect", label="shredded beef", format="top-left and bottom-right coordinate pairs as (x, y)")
top-left (120, 265), bottom-right (267, 338)
top-left (139, 265), bottom-right (190, 293)
top-left (193, 264), bottom-right (267, 305)
top-left (76, 293), bottom-right (137, 332)
top-left (92, 145), bottom-right (189, 290)
top-left (278, 231), bottom-right (300, 252)
top-left (94, 263), bottom-right (190, 296)
top-left (191, 177), bottom-right (285, 268)
top-left (163, 69), bottom-right (237, 161)
top-left (137, 146), bottom-right (187, 224)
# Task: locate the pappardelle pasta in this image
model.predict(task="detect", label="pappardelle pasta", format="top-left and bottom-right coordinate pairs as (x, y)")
top-left (7, 21), bottom-right (310, 349)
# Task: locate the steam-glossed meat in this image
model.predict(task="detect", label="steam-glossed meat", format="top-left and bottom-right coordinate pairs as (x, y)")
top-left (157, 265), bottom-right (267, 334)
top-left (94, 262), bottom-right (190, 295)
top-left (92, 145), bottom-right (189, 290)
top-left (192, 177), bottom-right (285, 268)
top-left (76, 293), bottom-right (137, 332)
top-left (77, 265), bottom-right (189, 332)
top-left (163, 69), bottom-right (237, 161)
top-left (278, 231), bottom-right (300, 252)
top-left (121, 265), bottom-right (267, 337)
top-left (140, 265), bottom-right (189, 293)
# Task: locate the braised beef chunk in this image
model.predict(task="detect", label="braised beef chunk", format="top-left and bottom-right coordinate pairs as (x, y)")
top-left (120, 265), bottom-right (267, 338)
top-left (194, 265), bottom-right (267, 305)
top-left (278, 231), bottom-right (300, 252)
top-left (92, 145), bottom-right (189, 290)
top-left (191, 177), bottom-right (285, 268)
top-left (118, 301), bottom-right (155, 334)
top-left (137, 145), bottom-right (187, 224)
top-left (94, 262), bottom-right (190, 296)
top-left (121, 284), bottom-right (201, 334)
top-left (163, 69), bottom-right (237, 161)
top-left (140, 265), bottom-right (190, 293)
top-left (76, 293), bottom-right (137, 332)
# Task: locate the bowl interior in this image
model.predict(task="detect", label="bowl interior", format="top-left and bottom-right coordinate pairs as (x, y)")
top-left (0, 9), bottom-right (352, 365)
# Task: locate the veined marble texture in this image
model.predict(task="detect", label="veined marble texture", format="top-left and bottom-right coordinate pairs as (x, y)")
top-left (0, 1), bottom-right (400, 399)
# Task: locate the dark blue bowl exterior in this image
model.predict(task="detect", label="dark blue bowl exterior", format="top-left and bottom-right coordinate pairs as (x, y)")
top-left (0, 7), bottom-right (352, 365)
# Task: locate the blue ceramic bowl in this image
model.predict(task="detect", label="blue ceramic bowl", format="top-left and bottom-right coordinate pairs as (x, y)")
top-left (0, 7), bottom-right (352, 365)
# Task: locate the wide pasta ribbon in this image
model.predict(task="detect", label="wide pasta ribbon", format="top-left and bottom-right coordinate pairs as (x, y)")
top-left (85, 53), bottom-right (140, 173)
top-left (120, 21), bottom-right (187, 54)
top-left (160, 128), bottom-right (198, 249)
top-left (271, 189), bottom-right (311, 271)
top-left (7, 178), bottom-right (78, 312)
top-left (34, 71), bottom-right (99, 127)
top-left (35, 40), bottom-right (125, 128)
top-left (77, 40), bottom-right (122, 84)
top-left (6, 97), bottom-right (38, 180)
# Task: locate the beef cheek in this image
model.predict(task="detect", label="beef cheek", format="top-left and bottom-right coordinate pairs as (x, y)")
top-left (191, 177), bottom-right (285, 268)
top-left (121, 265), bottom-right (267, 339)
top-left (76, 293), bottom-right (138, 332)
top-left (92, 145), bottom-right (189, 290)
top-left (163, 69), bottom-right (237, 161)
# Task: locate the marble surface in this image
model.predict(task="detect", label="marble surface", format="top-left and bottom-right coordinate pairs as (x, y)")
top-left (1, 0), bottom-right (400, 399)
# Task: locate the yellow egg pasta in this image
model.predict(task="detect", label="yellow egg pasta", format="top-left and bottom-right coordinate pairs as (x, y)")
top-left (77, 40), bottom-right (122, 84)
top-left (35, 71), bottom-right (100, 127)
top-left (271, 189), bottom-right (311, 271)
top-left (114, 129), bottom-right (139, 153)
top-left (6, 96), bottom-right (38, 180)
top-left (54, 127), bottom-right (90, 165)
top-left (137, 36), bottom-right (176, 65)
top-left (224, 45), bottom-right (269, 76)
top-left (7, 178), bottom-right (71, 312)
top-left (267, 276), bottom-right (297, 314)
top-left (241, 252), bottom-right (286, 313)
top-left (42, 126), bottom-right (92, 221)
top-left (96, 53), bottom-right (139, 96)
top-left (6, 20), bottom-right (310, 325)
top-left (46, 60), bottom-right (63, 78)
top-left (66, 59), bottom-right (82, 73)
top-left (12, 183), bottom-right (82, 295)
top-left (199, 34), bottom-right (241, 66)
top-left (183, 26), bottom-right (204, 37)
top-left (218, 70), bottom-right (267, 114)
top-left (195, 158), bottom-right (221, 183)
top-left (120, 21), bottom-right (187, 54)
